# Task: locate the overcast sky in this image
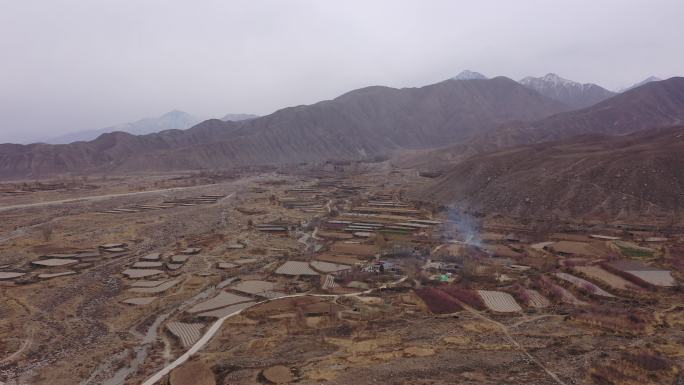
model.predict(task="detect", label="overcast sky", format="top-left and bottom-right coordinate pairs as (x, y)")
top-left (1, 0), bottom-right (682, 143)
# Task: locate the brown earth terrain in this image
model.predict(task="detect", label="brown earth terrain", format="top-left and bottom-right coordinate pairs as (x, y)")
top-left (418, 126), bottom-right (684, 223)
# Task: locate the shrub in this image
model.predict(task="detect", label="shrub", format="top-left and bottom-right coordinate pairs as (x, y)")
top-left (414, 287), bottom-right (463, 314)
top-left (439, 286), bottom-right (486, 310)
top-left (624, 351), bottom-right (672, 371)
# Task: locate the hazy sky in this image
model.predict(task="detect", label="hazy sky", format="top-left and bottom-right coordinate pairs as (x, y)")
top-left (1, 0), bottom-right (682, 143)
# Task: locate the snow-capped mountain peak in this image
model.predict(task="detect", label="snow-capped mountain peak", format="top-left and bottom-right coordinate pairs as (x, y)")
top-left (452, 70), bottom-right (488, 80)
top-left (521, 73), bottom-right (580, 89)
top-left (620, 76), bottom-right (662, 92)
top-left (519, 73), bottom-right (616, 109)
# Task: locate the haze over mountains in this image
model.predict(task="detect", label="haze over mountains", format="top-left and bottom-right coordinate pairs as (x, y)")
top-left (44, 111), bottom-right (257, 144)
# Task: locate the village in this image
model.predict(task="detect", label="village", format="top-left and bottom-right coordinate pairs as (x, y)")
top-left (0, 163), bottom-right (682, 385)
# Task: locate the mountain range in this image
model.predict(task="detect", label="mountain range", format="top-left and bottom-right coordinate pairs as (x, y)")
top-left (475, 77), bottom-right (684, 150)
top-left (2, 69), bottom-right (683, 221)
top-left (0, 76), bottom-right (565, 179)
top-left (414, 76), bottom-right (684, 221)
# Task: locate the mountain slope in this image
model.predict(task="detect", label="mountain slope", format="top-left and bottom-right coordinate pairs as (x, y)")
top-left (0, 77), bottom-right (566, 179)
top-left (420, 126), bottom-right (684, 222)
top-left (45, 110), bottom-right (204, 144)
top-left (519, 73), bottom-right (616, 109)
top-left (479, 77), bottom-right (684, 150)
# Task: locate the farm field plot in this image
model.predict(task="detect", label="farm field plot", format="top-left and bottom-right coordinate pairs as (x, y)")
top-left (613, 241), bottom-right (656, 258)
top-left (0, 272), bottom-right (25, 279)
top-left (309, 260), bottom-right (352, 273)
top-left (231, 280), bottom-right (275, 295)
top-left (197, 301), bottom-right (256, 318)
top-left (477, 290), bottom-right (522, 313)
top-left (128, 278), bottom-right (181, 293)
top-left (132, 261), bottom-right (164, 268)
top-left (275, 261), bottom-right (319, 276)
top-left (554, 272), bottom-right (615, 297)
top-left (627, 270), bottom-right (676, 287)
top-left (123, 268), bottom-right (164, 278)
top-left (31, 258), bottom-right (79, 267)
top-left (523, 289), bottom-right (550, 308)
top-left (187, 291), bottom-right (252, 313)
top-left (574, 265), bottom-right (640, 291)
top-left (546, 241), bottom-right (595, 255)
top-left (607, 260), bottom-right (677, 287)
top-left (166, 321), bottom-right (205, 348)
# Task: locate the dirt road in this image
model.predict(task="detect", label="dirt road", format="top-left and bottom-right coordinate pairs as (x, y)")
top-left (0, 183), bottom-right (225, 212)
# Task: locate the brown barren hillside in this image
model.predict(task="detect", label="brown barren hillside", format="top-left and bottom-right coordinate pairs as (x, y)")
top-left (0, 77), bottom-right (565, 180)
top-left (420, 126), bottom-right (684, 222)
top-left (478, 77), bottom-right (684, 150)
top-left (398, 77), bottom-right (684, 172)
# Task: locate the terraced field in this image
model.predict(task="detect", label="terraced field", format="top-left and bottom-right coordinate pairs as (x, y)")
top-left (554, 272), bottom-right (615, 297)
top-left (477, 290), bottom-right (522, 313)
top-left (523, 289), bottom-right (550, 308)
top-left (187, 292), bottom-right (252, 314)
top-left (574, 265), bottom-right (640, 291)
top-left (166, 322), bottom-right (205, 348)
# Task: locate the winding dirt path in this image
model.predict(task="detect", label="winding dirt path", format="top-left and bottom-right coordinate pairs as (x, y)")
top-left (140, 277), bottom-right (406, 385)
top-left (0, 327), bottom-right (33, 365)
top-left (449, 300), bottom-right (568, 385)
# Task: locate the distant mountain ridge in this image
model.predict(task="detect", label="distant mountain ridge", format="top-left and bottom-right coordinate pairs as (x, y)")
top-left (45, 110), bottom-right (203, 144)
top-left (620, 76), bottom-right (662, 92)
top-left (0, 76), bottom-right (566, 179)
top-left (519, 73), bottom-right (616, 109)
top-left (45, 110), bottom-right (257, 144)
top-left (477, 77), bottom-right (684, 150)
top-left (452, 70), bottom-right (488, 80)
top-left (395, 76), bottom-right (684, 172)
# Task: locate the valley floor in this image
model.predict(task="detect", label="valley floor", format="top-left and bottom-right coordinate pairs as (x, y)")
top-left (0, 164), bottom-right (681, 385)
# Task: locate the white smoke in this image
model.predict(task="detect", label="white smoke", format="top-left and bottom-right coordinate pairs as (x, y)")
top-left (446, 206), bottom-right (483, 247)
